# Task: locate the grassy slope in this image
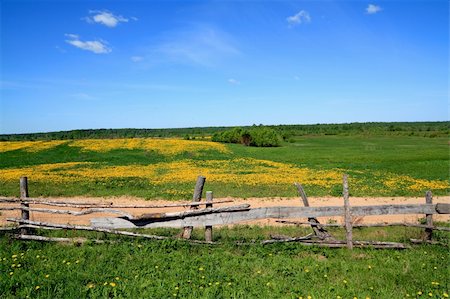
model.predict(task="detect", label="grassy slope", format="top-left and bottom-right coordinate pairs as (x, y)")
top-left (1, 226), bottom-right (449, 298)
top-left (0, 135), bottom-right (448, 198)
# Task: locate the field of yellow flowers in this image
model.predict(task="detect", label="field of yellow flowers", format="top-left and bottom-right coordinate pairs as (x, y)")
top-left (0, 136), bottom-right (448, 198)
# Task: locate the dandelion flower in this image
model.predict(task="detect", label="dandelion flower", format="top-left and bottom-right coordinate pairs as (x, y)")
top-left (418, 291), bottom-right (423, 295)
top-left (175, 287), bottom-right (179, 290)
top-left (109, 282), bottom-right (116, 287)
top-left (11, 255), bottom-right (17, 258)
top-left (198, 267), bottom-right (204, 271)
top-left (304, 269), bottom-right (310, 273)
top-left (428, 293), bottom-right (432, 297)
top-left (266, 282), bottom-right (271, 286)
top-left (9, 272), bottom-right (13, 275)
top-left (45, 274), bottom-right (49, 278)
top-left (227, 282), bottom-right (232, 286)
top-left (35, 286), bottom-right (40, 290)
top-left (307, 296), bottom-right (312, 299)
top-left (443, 293), bottom-right (448, 298)
top-left (115, 277), bottom-right (120, 281)
top-left (368, 265), bottom-right (372, 269)
top-left (343, 280), bottom-right (347, 284)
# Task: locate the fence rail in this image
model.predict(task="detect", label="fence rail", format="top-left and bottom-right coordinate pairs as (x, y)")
top-left (1, 176), bottom-right (449, 249)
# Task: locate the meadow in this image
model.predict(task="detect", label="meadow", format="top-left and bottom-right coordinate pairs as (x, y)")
top-left (0, 134), bottom-right (448, 199)
top-left (1, 225), bottom-right (449, 298)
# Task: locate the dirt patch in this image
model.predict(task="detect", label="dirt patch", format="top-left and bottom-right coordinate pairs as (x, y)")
top-left (1, 196), bottom-right (449, 227)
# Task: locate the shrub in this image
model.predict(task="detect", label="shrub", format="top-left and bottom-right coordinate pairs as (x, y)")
top-left (212, 126), bottom-right (282, 147)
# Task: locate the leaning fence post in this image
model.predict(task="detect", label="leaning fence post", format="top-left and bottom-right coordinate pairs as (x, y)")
top-left (205, 191), bottom-right (213, 242)
top-left (343, 174), bottom-right (353, 250)
top-left (425, 191), bottom-right (433, 241)
top-left (19, 177), bottom-right (30, 235)
top-left (182, 176), bottom-right (206, 239)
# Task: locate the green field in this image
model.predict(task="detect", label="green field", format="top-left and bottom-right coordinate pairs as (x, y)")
top-left (1, 225), bottom-right (449, 298)
top-left (0, 134), bottom-right (448, 199)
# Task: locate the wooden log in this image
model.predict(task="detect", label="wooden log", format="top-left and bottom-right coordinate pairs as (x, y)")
top-left (19, 177), bottom-right (30, 235)
top-left (205, 191), bottom-right (213, 242)
top-left (294, 182), bottom-right (333, 240)
top-left (0, 206), bottom-right (134, 218)
top-left (343, 174), bottom-right (353, 249)
top-left (262, 238), bottom-right (409, 249)
top-left (13, 234), bottom-right (90, 244)
top-left (275, 220), bottom-right (450, 231)
top-left (7, 218), bottom-right (214, 244)
top-left (425, 191), bottom-right (433, 240)
top-left (132, 204), bottom-right (250, 221)
top-left (0, 198), bottom-right (233, 208)
top-left (410, 239), bottom-right (448, 246)
top-left (261, 234), bottom-right (314, 244)
top-left (436, 203), bottom-right (450, 214)
top-left (91, 204), bottom-right (442, 229)
top-left (182, 176), bottom-right (206, 239)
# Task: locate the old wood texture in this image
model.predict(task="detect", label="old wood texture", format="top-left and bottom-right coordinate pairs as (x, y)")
top-left (205, 191), bottom-right (213, 242)
top-left (91, 203), bottom-right (444, 229)
top-left (19, 177), bottom-right (30, 235)
top-left (0, 197), bottom-right (233, 208)
top-left (13, 234), bottom-right (91, 244)
top-left (275, 220), bottom-right (450, 232)
top-left (294, 182), bottom-right (333, 240)
top-left (0, 206), bottom-right (134, 218)
top-left (262, 238), bottom-right (409, 249)
top-left (425, 191), bottom-right (433, 240)
top-left (7, 219), bottom-right (214, 244)
top-left (343, 174), bottom-right (353, 249)
top-left (131, 204), bottom-right (250, 221)
top-left (182, 176), bottom-right (206, 239)
top-left (436, 203), bottom-right (450, 214)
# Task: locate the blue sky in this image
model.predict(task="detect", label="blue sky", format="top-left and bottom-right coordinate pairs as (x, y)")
top-left (0, 0), bottom-right (448, 134)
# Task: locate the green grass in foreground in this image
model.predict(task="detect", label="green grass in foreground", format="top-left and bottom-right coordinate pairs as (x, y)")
top-left (1, 225), bottom-right (449, 298)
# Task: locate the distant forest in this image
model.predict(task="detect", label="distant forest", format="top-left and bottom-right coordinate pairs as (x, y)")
top-left (1, 121), bottom-right (448, 141)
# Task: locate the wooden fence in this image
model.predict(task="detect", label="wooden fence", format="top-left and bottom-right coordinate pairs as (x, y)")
top-left (1, 176), bottom-right (449, 249)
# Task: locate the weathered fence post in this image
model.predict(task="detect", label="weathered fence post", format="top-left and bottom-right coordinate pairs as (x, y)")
top-left (205, 191), bottom-right (213, 242)
top-left (182, 176), bottom-right (206, 239)
top-left (294, 182), bottom-right (333, 240)
top-left (343, 174), bottom-right (353, 250)
top-left (20, 177), bottom-right (30, 235)
top-left (425, 191), bottom-right (433, 241)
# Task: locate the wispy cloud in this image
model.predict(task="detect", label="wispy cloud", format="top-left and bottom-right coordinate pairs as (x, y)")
top-left (65, 34), bottom-right (111, 54)
top-left (84, 10), bottom-right (133, 27)
top-left (228, 78), bottom-right (240, 85)
top-left (131, 56), bottom-right (144, 62)
top-left (70, 93), bottom-right (97, 101)
top-left (287, 10), bottom-right (311, 26)
top-left (154, 25), bottom-right (240, 67)
top-left (366, 4), bottom-right (382, 14)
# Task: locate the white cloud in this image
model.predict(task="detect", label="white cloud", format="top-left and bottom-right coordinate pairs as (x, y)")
top-left (65, 34), bottom-right (111, 54)
top-left (287, 10), bottom-right (311, 26)
top-left (131, 56), bottom-right (144, 62)
top-left (84, 10), bottom-right (130, 27)
top-left (155, 25), bottom-right (239, 67)
top-left (366, 4), bottom-right (382, 14)
top-left (228, 78), bottom-right (240, 85)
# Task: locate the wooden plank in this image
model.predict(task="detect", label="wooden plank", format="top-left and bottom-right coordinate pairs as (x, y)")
top-left (19, 177), bottom-right (30, 235)
top-left (276, 220), bottom-right (450, 231)
top-left (0, 198), bottom-right (233, 208)
top-left (182, 176), bottom-right (206, 239)
top-left (1, 206), bottom-right (134, 218)
top-left (91, 204), bottom-right (441, 229)
top-left (131, 204), bottom-right (250, 221)
top-left (205, 191), bottom-right (213, 242)
top-left (436, 203), bottom-right (450, 214)
top-left (294, 182), bottom-right (332, 240)
top-left (425, 191), bottom-right (433, 240)
top-left (343, 174), bottom-right (353, 250)
top-left (8, 219), bottom-right (214, 244)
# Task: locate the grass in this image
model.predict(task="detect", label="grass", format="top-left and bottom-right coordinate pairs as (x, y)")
top-left (1, 225), bottom-right (449, 298)
top-left (0, 135), bottom-right (448, 198)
